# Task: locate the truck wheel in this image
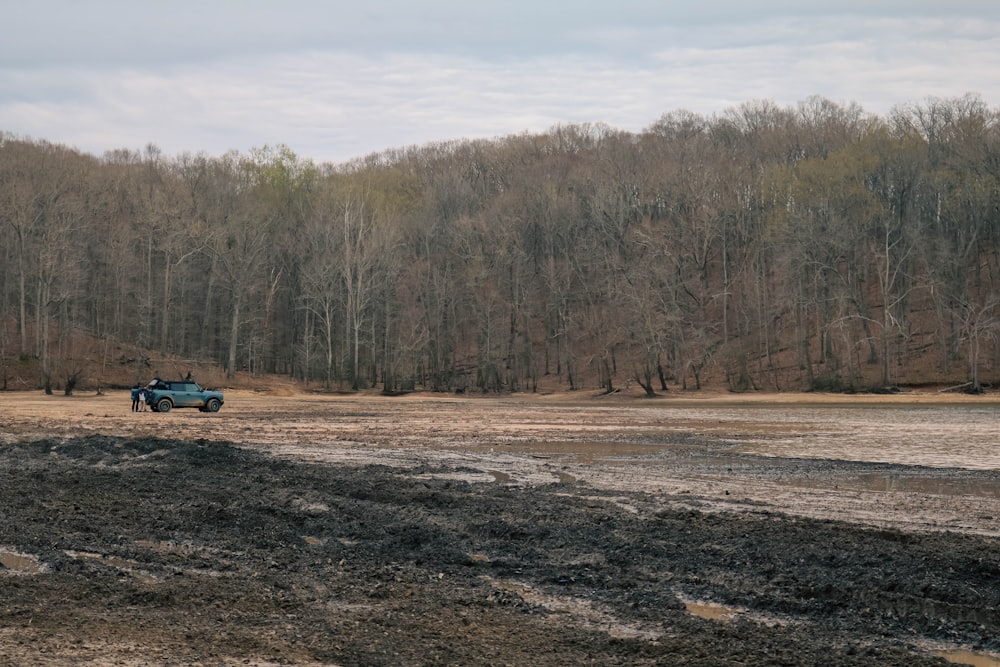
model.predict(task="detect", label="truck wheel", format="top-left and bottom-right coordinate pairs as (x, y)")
top-left (206, 398), bottom-right (221, 413)
top-left (156, 398), bottom-right (173, 413)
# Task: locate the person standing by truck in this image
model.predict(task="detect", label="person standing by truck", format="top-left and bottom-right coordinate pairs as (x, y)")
top-left (131, 384), bottom-right (141, 412)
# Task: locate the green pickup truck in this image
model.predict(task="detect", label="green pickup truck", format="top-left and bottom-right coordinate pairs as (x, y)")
top-left (145, 379), bottom-right (225, 413)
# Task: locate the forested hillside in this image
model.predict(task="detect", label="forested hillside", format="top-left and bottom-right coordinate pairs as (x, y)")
top-left (2, 94), bottom-right (998, 394)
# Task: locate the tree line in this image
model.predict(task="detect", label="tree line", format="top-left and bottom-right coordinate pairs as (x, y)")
top-left (1, 94), bottom-right (999, 394)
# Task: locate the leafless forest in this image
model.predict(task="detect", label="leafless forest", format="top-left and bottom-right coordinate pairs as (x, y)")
top-left (1, 94), bottom-right (999, 394)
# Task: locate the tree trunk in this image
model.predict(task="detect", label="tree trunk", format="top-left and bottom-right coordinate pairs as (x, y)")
top-left (227, 296), bottom-right (241, 378)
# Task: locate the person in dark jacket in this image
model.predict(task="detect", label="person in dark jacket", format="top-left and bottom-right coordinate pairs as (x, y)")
top-left (131, 384), bottom-right (141, 412)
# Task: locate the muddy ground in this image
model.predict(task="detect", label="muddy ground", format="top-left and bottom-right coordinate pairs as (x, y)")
top-left (1, 390), bottom-right (999, 666)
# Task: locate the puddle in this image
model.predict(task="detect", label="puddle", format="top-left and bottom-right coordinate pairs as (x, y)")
top-left (474, 440), bottom-right (675, 464)
top-left (0, 548), bottom-right (46, 574)
top-left (679, 595), bottom-right (791, 628)
top-left (782, 473), bottom-right (1000, 498)
top-left (458, 405), bottom-right (1000, 472)
top-left (730, 405), bottom-right (1000, 470)
top-left (935, 649), bottom-right (1000, 667)
top-left (683, 599), bottom-right (742, 623)
top-left (489, 470), bottom-right (512, 483)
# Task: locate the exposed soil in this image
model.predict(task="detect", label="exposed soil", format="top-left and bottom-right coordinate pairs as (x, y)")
top-left (1, 390), bottom-right (999, 666)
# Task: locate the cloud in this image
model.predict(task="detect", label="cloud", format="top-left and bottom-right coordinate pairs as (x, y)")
top-left (2, 4), bottom-right (999, 163)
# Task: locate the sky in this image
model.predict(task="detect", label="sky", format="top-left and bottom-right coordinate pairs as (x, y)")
top-left (2, 1), bottom-right (998, 165)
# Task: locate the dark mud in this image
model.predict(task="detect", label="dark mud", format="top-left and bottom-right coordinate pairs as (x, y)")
top-left (2, 435), bottom-right (999, 666)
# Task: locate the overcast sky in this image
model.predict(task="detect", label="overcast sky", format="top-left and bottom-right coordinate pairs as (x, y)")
top-left (2, 1), bottom-right (998, 164)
